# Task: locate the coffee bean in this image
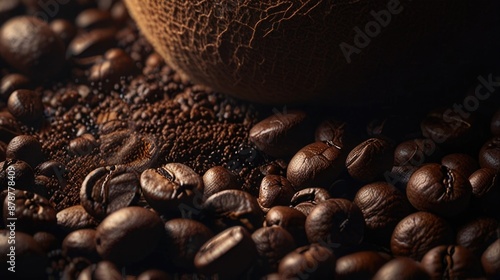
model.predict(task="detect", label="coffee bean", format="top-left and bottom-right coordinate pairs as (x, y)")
top-left (67, 28), bottom-right (117, 59)
top-left (78, 260), bottom-right (123, 280)
top-left (290, 187), bottom-right (330, 207)
top-left (0, 159), bottom-right (34, 191)
top-left (202, 166), bottom-right (239, 200)
top-left (394, 138), bottom-right (439, 167)
top-left (305, 198), bottom-right (365, 246)
top-left (386, 165), bottom-right (418, 190)
top-left (479, 137), bottom-right (500, 170)
top-left (406, 164), bottom-right (472, 217)
top-left (264, 206), bottom-right (307, 246)
top-left (0, 230), bottom-right (47, 278)
top-left (50, 19), bottom-right (77, 46)
top-left (202, 189), bottom-right (263, 232)
top-left (391, 211), bottom-right (453, 260)
top-left (76, 8), bottom-right (115, 30)
top-left (468, 168), bottom-right (500, 216)
top-left (194, 226), bottom-right (257, 279)
top-left (140, 163), bottom-right (203, 215)
top-left (62, 257), bottom-right (92, 280)
top-left (56, 205), bottom-right (98, 232)
top-left (257, 175), bottom-right (294, 211)
top-left (7, 89), bottom-right (44, 126)
top-left (80, 165), bottom-right (140, 220)
top-left (251, 226), bottom-right (296, 274)
top-left (420, 245), bottom-right (483, 279)
top-left (293, 202), bottom-right (316, 216)
top-left (163, 218), bottom-right (214, 270)
top-left (0, 73), bottom-right (31, 101)
top-left (68, 133), bottom-right (97, 156)
top-left (6, 134), bottom-right (44, 168)
top-left (456, 217), bottom-right (499, 257)
top-left (62, 228), bottom-right (99, 262)
top-left (315, 119), bottom-right (357, 151)
top-left (491, 109), bottom-right (500, 136)
top-left (95, 206), bottom-right (163, 264)
top-left (249, 110), bottom-right (311, 158)
top-left (287, 141), bottom-right (343, 189)
top-left (335, 251), bottom-right (391, 280)
top-left (346, 137), bottom-right (394, 182)
top-left (481, 239), bottom-right (500, 279)
top-left (89, 48), bottom-right (138, 90)
top-left (0, 0), bottom-right (23, 25)
top-left (278, 243), bottom-right (336, 279)
top-left (0, 16), bottom-right (65, 80)
top-left (372, 257), bottom-right (430, 280)
top-left (0, 111), bottom-right (21, 143)
top-left (441, 153), bottom-right (479, 178)
top-left (35, 160), bottom-right (66, 179)
top-left (32, 231), bottom-right (59, 254)
top-left (137, 269), bottom-right (172, 280)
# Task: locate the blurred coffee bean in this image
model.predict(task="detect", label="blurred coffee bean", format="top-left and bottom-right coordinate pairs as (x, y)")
top-left (335, 251), bottom-right (391, 280)
top-left (56, 205), bottom-right (98, 232)
top-left (0, 159), bottom-right (34, 191)
top-left (67, 28), bottom-right (117, 59)
top-left (95, 206), bottom-right (163, 264)
top-left (479, 136), bottom-right (500, 170)
top-left (69, 133), bottom-right (97, 156)
top-left (481, 239), bottom-right (500, 279)
top-left (0, 230), bottom-right (47, 278)
top-left (421, 245), bottom-right (483, 279)
top-left (36, 160), bottom-right (66, 179)
top-left (249, 110), bottom-right (312, 158)
top-left (77, 260), bottom-right (122, 280)
top-left (346, 137), bottom-right (394, 182)
top-left (287, 141), bottom-right (343, 189)
top-left (278, 243), bottom-right (335, 279)
top-left (386, 164), bottom-right (418, 191)
top-left (0, 0), bottom-right (23, 25)
top-left (315, 119), bottom-right (357, 151)
top-left (491, 109), bottom-right (500, 136)
top-left (202, 166), bottom-right (239, 200)
top-left (406, 164), bottom-right (472, 217)
top-left (202, 189), bottom-right (263, 233)
top-left (89, 48), bottom-right (137, 90)
top-left (6, 134), bottom-right (44, 168)
top-left (3, 189), bottom-right (56, 233)
top-left (258, 175), bottom-right (294, 211)
top-left (50, 19), bottom-right (77, 46)
top-left (394, 138), bottom-right (439, 167)
top-left (468, 168), bottom-right (500, 216)
top-left (137, 269), bottom-right (172, 280)
top-left (194, 226), bottom-right (257, 279)
top-left (62, 257), bottom-right (92, 280)
top-left (354, 182), bottom-right (411, 246)
top-left (305, 198), bottom-right (365, 246)
top-left (62, 228), bottom-right (99, 262)
top-left (0, 73), bottom-right (31, 101)
top-left (264, 206), bottom-right (307, 246)
top-left (7, 89), bottom-right (44, 126)
top-left (0, 111), bottom-right (21, 142)
top-left (80, 165), bottom-right (140, 220)
top-left (163, 218), bottom-right (214, 270)
top-left (75, 8), bottom-right (114, 30)
top-left (456, 217), bottom-right (499, 257)
top-left (32, 231), bottom-right (59, 253)
top-left (0, 16), bottom-right (65, 80)
top-left (441, 153), bottom-right (479, 178)
top-left (372, 257), bottom-right (430, 280)
top-left (140, 163), bottom-right (203, 215)
top-left (391, 211), bottom-right (453, 260)
top-left (110, 2), bottom-right (129, 24)
top-left (251, 226), bottom-right (296, 273)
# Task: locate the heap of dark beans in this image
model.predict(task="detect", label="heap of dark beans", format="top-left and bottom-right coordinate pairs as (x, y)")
top-left (0, 1), bottom-right (499, 279)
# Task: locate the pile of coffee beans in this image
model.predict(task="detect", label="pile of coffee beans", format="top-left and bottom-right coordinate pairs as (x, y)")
top-left (0, 1), bottom-right (499, 279)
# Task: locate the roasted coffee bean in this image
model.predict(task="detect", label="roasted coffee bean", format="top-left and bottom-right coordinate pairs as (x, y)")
top-left (264, 206), bottom-right (307, 246)
top-left (62, 229), bottom-right (99, 262)
top-left (62, 257), bottom-right (92, 280)
top-left (479, 137), bottom-right (500, 170)
top-left (315, 119), bottom-right (357, 151)
top-left (33, 231), bottom-right (59, 254)
top-left (36, 160), bottom-right (66, 179)
top-left (0, 159), bottom-right (34, 191)
top-left (194, 226), bottom-right (257, 279)
top-left (335, 251), bottom-right (391, 280)
top-left (354, 182), bottom-right (411, 246)
top-left (202, 189), bottom-right (263, 232)
top-left (391, 211), bottom-right (453, 260)
top-left (290, 187), bottom-right (330, 207)
top-left (372, 257), bottom-right (430, 280)
top-left (251, 226), bottom-right (296, 272)
top-left (202, 166), bottom-right (239, 200)
top-left (406, 164), bottom-right (472, 217)
top-left (441, 153), bottom-right (479, 178)
top-left (491, 109), bottom-right (500, 136)
top-left (421, 245), bottom-right (483, 279)
top-left (164, 218), bottom-right (214, 270)
top-left (456, 217), bottom-right (499, 257)
top-left (50, 19), bottom-right (77, 46)
top-left (278, 243), bottom-right (336, 279)
top-left (287, 141), bottom-right (343, 189)
top-left (140, 163), bottom-right (203, 215)
top-left (386, 165), bottom-right (418, 190)
top-left (80, 165), bottom-right (140, 220)
top-left (481, 239), bottom-right (500, 279)
top-left (56, 205), bottom-right (98, 232)
top-left (68, 133), bottom-right (97, 156)
top-left (77, 260), bottom-right (122, 280)
top-left (0, 73), bottom-right (31, 101)
top-left (0, 0), bottom-right (23, 24)
top-left (0, 111), bottom-right (21, 142)
top-left (0, 230), bottom-right (47, 278)
top-left (89, 48), bottom-right (138, 89)
top-left (95, 206), bottom-right (163, 264)
top-left (0, 16), bottom-right (65, 80)
top-left (6, 134), bottom-right (44, 168)
top-left (137, 269), bottom-right (172, 280)
top-left (293, 202), bottom-right (316, 216)
top-left (393, 138), bottom-right (439, 167)
top-left (67, 28), bottom-right (117, 59)
top-left (305, 198), bottom-right (365, 246)
top-left (346, 137), bottom-right (394, 182)
top-left (468, 168), bottom-right (500, 216)
top-left (249, 110), bottom-right (311, 158)
top-left (76, 8), bottom-right (115, 30)
top-left (258, 175), bottom-right (295, 211)
top-left (7, 89), bottom-right (43, 126)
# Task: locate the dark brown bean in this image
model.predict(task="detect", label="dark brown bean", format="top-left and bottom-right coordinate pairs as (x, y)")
top-left (278, 243), bottom-right (336, 279)
top-left (372, 257), bottom-right (430, 280)
top-left (315, 119), bottom-right (357, 151)
top-left (75, 8), bottom-right (114, 30)
top-left (0, 159), bottom-right (34, 191)
top-left (202, 166), bottom-right (239, 200)
top-left (89, 48), bottom-right (138, 89)
top-left (394, 138), bottom-right (439, 167)
top-left (481, 239), bottom-right (500, 279)
top-left (32, 231), bottom-right (59, 254)
top-left (479, 136), bottom-right (500, 170)
top-left (68, 133), bottom-right (97, 156)
top-left (257, 175), bottom-right (294, 211)
top-left (251, 226), bottom-right (296, 272)
top-left (50, 19), bottom-right (77, 46)
top-left (7, 89), bottom-right (44, 126)
top-left (290, 187), bottom-right (330, 207)
top-left (468, 168), bottom-right (500, 216)
top-left (264, 206), bottom-right (307, 246)
top-left (56, 205), bottom-right (98, 232)
top-left (456, 217), bottom-right (499, 257)
top-left (441, 153), bottom-right (479, 178)
top-left (420, 245), bottom-right (483, 279)
top-left (62, 229), bottom-right (99, 262)
top-left (346, 138), bottom-right (394, 182)
top-left (67, 28), bottom-right (117, 59)
top-left (77, 260), bottom-right (122, 280)
top-left (0, 73), bottom-right (31, 101)
top-left (137, 269), bottom-right (172, 280)
top-left (6, 134), bottom-right (44, 168)
top-left (335, 251), bottom-right (391, 280)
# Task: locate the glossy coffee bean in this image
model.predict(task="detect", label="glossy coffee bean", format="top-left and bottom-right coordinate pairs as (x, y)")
top-left (421, 245), bottom-right (483, 279)
top-left (346, 137), bottom-right (394, 182)
top-left (0, 159), bottom-right (34, 190)
top-left (264, 206), bottom-right (307, 245)
top-left (258, 175), bottom-right (294, 211)
top-left (249, 110), bottom-right (311, 158)
top-left (251, 226), bottom-right (296, 272)
top-left (67, 28), bottom-right (117, 59)
top-left (491, 109), bottom-right (500, 136)
top-left (89, 48), bottom-right (137, 89)
top-left (0, 73), bottom-right (31, 101)
top-left (7, 89), bottom-right (43, 126)
top-left (335, 251), bottom-right (391, 280)
top-left (314, 119), bottom-right (357, 151)
top-left (202, 189), bottom-right (263, 232)
top-left (0, 230), bottom-right (47, 278)
top-left (75, 8), bottom-right (114, 30)
top-left (290, 187), bottom-right (330, 207)
top-left (287, 141), bottom-right (343, 189)
top-left (202, 166), bottom-right (238, 200)
top-left (32, 231), bottom-right (59, 254)
top-left (194, 226), bottom-right (257, 279)
top-left (354, 182), bottom-right (411, 245)
top-left (468, 168), bottom-right (500, 216)
top-left (441, 153), bottom-right (479, 178)
top-left (394, 138), bottom-right (439, 167)
top-left (77, 260), bottom-right (122, 280)
top-left (68, 133), bottom-right (97, 156)
top-left (95, 206), bottom-right (163, 264)
top-left (372, 257), bottom-right (430, 280)
top-left (391, 211), bottom-right (453, 260)
top-left (406, 164), bottom-right (472, 217)
top-left (62, 229), bottom-right (99, 262)
top-left (278, 243), bottom-right (336, 279)
top-left (140, 163), bottom-right (203, 215)
top-left (6, 134), bottom-right (44, 168)
top-left (50, 19), bottom-right (77, 46)
top-left (56, 205), bottom-right (99, 232)
top-left (164, 218), bottom-right (214, 270)
top-left (306, 198), bottom-right (365, 246)
top-left (456, 217), bottom-right (499, 257)
top-left (479, 137), bottom-right (500, 170)
top-left (80, 165), bottom-right (140, 219)
top-left (481, 239), bottom-right (500, 279)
